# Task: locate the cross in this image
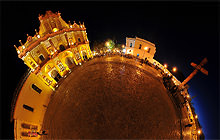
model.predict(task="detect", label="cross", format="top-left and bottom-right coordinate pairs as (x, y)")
top-left (179, 57), bottom-right (208, 88)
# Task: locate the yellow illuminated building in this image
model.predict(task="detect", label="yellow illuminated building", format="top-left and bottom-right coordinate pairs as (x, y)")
top-left (12, 10), bottom-right (93, 139)
top-left (14, 10), bottom-right (93, 90)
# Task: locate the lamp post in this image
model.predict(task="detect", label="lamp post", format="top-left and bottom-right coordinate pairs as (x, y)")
top-left (164, 64), bottom-right (168, 69)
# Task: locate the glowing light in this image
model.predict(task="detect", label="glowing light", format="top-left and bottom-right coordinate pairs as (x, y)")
top-left (195, 115), bottom-right (198, 119)
top-left (70, 25), bottom-right (72, 28)
top-left (122, 45), bottom-right (125, 48)
top-left (105, 41), bottom-right (110, 47)
top-left (53, 28), bottom-right (59, 32)
top-left (172, 67), bottom-right (177, 72)
top-left (37, 35), bottom-right (40, 38)
top-left (144, 47), bottom-right (148, 50)
top-left (198, 130), bottom-right (201, 134)
top-left (17, 50), bottom-right (20, 54)
top-left (164, 64), bottom-right (168, 69)
top-left (22, 45), bottom-right (25, 49)
top-left (187, 94), bottom-right (190, 98)
top-left (79, 63), bottom-right (82, 65)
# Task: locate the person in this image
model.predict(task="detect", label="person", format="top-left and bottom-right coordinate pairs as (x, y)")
top-left (37, 130), bottom-right (48, 135)
top-left (184, 124), bottom-right (192, 128)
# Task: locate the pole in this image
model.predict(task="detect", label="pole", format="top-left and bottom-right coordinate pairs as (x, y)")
top-left (179, 58), bottom-right (208, 88)
top-left (180, 69), bottom-right (199, 87)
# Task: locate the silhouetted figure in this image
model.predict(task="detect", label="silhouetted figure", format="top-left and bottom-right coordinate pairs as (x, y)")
top-left (37, 130), bottom-right (48, 135)
top-left (184, 124), bottom-right (192, 128)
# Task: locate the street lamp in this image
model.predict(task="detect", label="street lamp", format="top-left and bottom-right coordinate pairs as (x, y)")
top-left (164, 64), bottom-right (168, 69)
top-left (197, 129), bottom-right (201, 135)
top-left (172, 67), bottom-right (177, 72)
top-left (195, 115), bottom-right (198, 119)
top-left (187, 94), bottom-right (190, 98)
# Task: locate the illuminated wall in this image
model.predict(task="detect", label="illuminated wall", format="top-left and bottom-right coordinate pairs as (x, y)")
top-left (14, 11), bottom-right (93, 89)
top-left (13, 73), bottom-right (53, 139)
top-left (12, 10), bottom-right (93, 139)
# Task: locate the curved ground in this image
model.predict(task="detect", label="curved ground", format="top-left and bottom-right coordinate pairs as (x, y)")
top-left (42, 56), bottom-right (181, 139)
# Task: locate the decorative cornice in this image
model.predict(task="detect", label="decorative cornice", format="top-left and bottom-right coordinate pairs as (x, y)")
top-left (18, 28), bottom-right (87, 58)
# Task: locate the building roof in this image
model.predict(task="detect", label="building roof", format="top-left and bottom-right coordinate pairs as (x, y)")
top-left (126, 37), bottom-right (155, 47)
top-left (16, 11), bottom-right (87, 58)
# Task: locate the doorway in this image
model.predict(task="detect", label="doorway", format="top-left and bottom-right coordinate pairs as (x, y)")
top-left (65, 57), bottom-right (75, 68)
top-left (51, 70), bottom-right (62, 82)
top-left (82, 51), bottom-right (88, 60)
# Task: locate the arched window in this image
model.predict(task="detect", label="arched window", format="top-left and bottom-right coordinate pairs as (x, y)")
top-left (139, 44), bottom-right (142, 49)
top-left (39, 54), bottom-right (45, 62)
top-left (59, 45), bottom-right (66, 52)
top-left (32, 84), bottom-right (42, 94)
top-left (78, 38), bottom-right (81, 42)
top-left (23, 104), bottom-right (34, 112)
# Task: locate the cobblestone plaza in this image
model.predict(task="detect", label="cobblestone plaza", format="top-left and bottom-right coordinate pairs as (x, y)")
top-left (42, 56), bottom-right (187, 139)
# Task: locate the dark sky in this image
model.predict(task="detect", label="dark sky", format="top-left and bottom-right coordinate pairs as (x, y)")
top-left (1, 1), bottom-right (219, 139)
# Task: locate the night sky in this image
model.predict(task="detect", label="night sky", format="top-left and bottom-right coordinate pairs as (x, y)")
top-left (1, 1), bottom-right (219, 139)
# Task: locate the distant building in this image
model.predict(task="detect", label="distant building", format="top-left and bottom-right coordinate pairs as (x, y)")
top-left (125, 37), bottom-right (156, 63)
top-left (14, 10), bottom-right (93, 89)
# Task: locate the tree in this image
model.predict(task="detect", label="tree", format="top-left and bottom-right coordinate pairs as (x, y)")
top-left (105, 40), bottom-right (115, 50)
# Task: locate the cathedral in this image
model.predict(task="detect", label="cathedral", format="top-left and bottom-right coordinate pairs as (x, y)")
top-left (14, 11), bottom-right (93, 90)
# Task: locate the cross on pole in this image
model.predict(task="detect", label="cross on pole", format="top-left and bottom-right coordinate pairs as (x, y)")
top-left (179, 57), bottom-right (208, 88)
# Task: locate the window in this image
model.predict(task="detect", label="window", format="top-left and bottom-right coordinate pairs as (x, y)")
top-left (21, 132), bottom-right (29, 136)
top-left (30, 61), bottom-right (36, 68)
top-left (23, 104), bottom-right (34, 112)
top-left (130, 43), bottom-right (132, 47)
top-left (58, 63), bottom-right (65, 71)
top-left (78, 38), bottom-right (81, 42)
top-left (59, 45), bottom-right (66, 52)
top-left (32, 84), bottom-right (42, 94)
top-left (148, 48), bottom-right (151, 53)
top-left (39, 55), bottom-right (45, 62)
top-left (31, 125), bottom-right (38, 130)
top-left (139, 44), bottom-right (142, 49)
top-left (76, 53), bottom-right (81, 60)
top-left (21, 123), bottom-right (31, 129)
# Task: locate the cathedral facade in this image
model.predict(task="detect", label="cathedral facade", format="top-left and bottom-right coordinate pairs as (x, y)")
top-left (14, 11), bottom-right (93, 90)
